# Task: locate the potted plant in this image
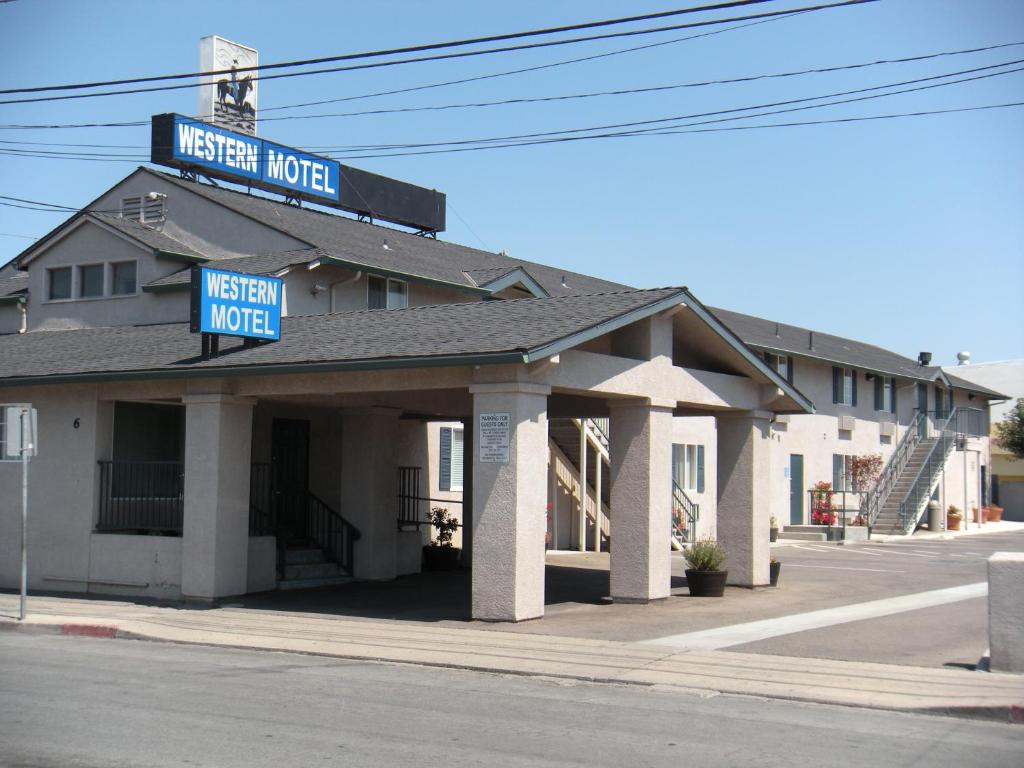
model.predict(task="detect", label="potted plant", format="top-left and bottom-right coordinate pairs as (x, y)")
top-left (769, 557), bottom-right (781, 587)
top-left (810, 481), bottom-right (837, 526)
top-left (769, 515), bottom-right (779, 543)
top-left (946, 505), bottom-right (962, 532)
top-left (422, 506), bottom-right (461, 571)
top-left (684, 539), bottom-right (727, 597)
top-left (984, 505), bottom-right (1004, 523)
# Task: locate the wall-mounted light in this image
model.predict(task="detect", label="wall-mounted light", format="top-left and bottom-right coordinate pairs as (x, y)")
top-left (309, 284), bottom-right (327, 296)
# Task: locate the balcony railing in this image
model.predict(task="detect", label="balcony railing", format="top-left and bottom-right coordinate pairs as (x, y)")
top-left (97, 460), bottom-right (184, 534)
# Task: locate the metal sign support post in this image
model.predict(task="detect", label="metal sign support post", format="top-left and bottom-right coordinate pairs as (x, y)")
top-left (19, 407), bottom-right (30, 621)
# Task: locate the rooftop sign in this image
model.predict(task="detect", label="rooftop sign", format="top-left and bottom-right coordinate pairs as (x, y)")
top-left (190, 266), bottom-right (282, 341)
top-left (151, 113), bottom-right (446, 232)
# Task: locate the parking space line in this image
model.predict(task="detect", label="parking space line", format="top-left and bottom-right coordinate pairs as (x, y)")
top-left (785, 564), bottom-right (904, 573)
top-left (645, 582), bottom-right (987, 651)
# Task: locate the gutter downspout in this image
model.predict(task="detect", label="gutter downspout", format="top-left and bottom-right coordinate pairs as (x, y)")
top-left (17, 298), bottom-right (27, 334)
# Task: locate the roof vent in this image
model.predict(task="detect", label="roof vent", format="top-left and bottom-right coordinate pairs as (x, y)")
top-left (918, 351), bottom-right (932, 366)
top-left (956, 351), bottom-right (971, 366)
top-left (121, 193), bottom-right (166, 226)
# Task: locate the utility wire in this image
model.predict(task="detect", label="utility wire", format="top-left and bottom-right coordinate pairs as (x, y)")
top-left (0, 1), bottom-right (876, 106)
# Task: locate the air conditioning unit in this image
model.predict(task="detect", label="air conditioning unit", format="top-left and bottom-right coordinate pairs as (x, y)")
top-left (879, 422), bottom-right (896, 438)
top-left (838, 415), bottom-right (856, 432)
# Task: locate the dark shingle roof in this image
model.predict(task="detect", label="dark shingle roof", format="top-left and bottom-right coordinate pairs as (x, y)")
top-left (146, 169), bottom-right (626, 298)
top-left (0, 271), bottom-right (28, 298)
top-left (145, 248), bottom-right (320, 288)
top-left (710, 306), bottom-right (932, 380)
top-left (943, 372), bottom-right (1009, 400)
top-left (89, 213), bottom-right (206, 260)
top-left (0, 288), bottom-right (684, 383)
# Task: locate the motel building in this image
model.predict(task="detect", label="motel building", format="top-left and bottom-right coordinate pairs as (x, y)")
top-left (0, 160), bottom-right (1004, 621)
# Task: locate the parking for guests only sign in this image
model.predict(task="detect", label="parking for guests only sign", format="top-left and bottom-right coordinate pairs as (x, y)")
top-left (479, 412), bottom-right (511, 463)
top-left (190, 266), bottom-right (282, 340)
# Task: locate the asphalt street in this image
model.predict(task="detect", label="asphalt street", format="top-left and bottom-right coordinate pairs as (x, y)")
top-left (1, 633), bottom-right (1021, 768)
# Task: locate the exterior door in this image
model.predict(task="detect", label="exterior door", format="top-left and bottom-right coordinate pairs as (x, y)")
top-left (789, 454), bottom-right (804, 525)
top-left (917, 383), bottom-right (929, 438)
top-left (271, 418), bottom-right (310, 542)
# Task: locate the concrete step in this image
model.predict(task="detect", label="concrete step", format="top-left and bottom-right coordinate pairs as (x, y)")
top-left (285, 548), bottom-right (327, 565)
top-left (277, 575), bottom-right (354, 590)
top-left (778, 531), bottom-right (828, 542)
top-left (283, 561), bottom-right (341, 580)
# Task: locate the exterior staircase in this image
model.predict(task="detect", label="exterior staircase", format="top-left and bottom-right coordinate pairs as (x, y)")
top-left (548, 418), bottom-right (611, 550)
top-left (870, 438), bottom-right (940, 535)
top-left (278, 542), bottom-right (353, 589)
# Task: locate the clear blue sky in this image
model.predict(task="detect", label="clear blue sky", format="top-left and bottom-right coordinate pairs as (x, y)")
top-left (1, 0), bottom-right (1021, 364)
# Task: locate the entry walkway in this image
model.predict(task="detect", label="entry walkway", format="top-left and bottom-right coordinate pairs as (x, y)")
top-left (1, 591), bottom-right (1022, 722)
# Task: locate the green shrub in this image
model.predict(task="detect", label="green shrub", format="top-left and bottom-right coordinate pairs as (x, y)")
top-left (686, 538), bottom-right (725, 571)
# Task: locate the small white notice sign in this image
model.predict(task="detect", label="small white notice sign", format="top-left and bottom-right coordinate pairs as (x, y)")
top-left (479, 412), bottom-right (511, 463)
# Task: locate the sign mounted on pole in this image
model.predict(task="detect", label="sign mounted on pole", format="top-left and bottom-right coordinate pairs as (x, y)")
top-left (198, 36), bottom-right (258, 135)
top-left (190, 266), bottom-right (283, 341)
top-left (151, 113), bottom-right (446, 233)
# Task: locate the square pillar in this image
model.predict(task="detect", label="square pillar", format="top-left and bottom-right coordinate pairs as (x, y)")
top-left (460, 420), bottom-right (473, 568)
top-left (469, 383), bottom-right (550, 622)
top-left (341, 407), bottom-right (400, 580)
top-left (716, 411), bottom-right (772, 586)
top-left (181, 394), bottom-right (256, 600)
top-left (608, 399), bottom-right (674, 603)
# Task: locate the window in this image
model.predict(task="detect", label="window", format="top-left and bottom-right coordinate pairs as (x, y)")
top-left (48, 267), bottom-right (71, 300)
top-left (832, 366), bottom-right (857, 406)
top-left (672, 443), bottom-right (705, 493)
top-left (111, 261), bottom-right (136, 295)
top-left (764, 352), bottom-right (793, 384)
top-left (439, 427), bottom-right (464, 492)
top-left (874, 376), bottom-right (897, 414)
top-left (79, 264), bottom-right (104, 298)
top-left (833, 454), bottom-right (855, 492)
top-left (934, 386), bottom-right (947, 418)
top-left (367, 275), bottom-right (408, 310)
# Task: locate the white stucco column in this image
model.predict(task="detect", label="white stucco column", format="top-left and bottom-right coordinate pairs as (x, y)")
top-left (469, 382), bottom-right (550, 622)
top-left (716, 411), bottom-right (772, 587)
top-left (341, 407), bottom-right (400, 580)
top-left (608, 399), bottom-right (674, 603)
top-left (181, 394), bottom-right (256, 600)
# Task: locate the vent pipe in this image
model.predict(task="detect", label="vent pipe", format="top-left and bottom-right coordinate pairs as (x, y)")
top-left (918, 351), bottom-right (932, 366)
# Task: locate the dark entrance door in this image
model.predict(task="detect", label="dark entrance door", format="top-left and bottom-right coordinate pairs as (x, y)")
top-left (271, 418), bottom-right (310, 543)
top-left (917, 383), bottom-right (929, 438)
top-left (789, 454), bottom-right (804, 525)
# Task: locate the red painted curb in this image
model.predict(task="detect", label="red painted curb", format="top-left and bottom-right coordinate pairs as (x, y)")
top-left (61, 623), bottom-right (117, 638)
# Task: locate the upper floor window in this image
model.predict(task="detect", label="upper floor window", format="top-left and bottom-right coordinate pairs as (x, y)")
top-left (934, 386), bottom-right (953, 419)
top-left (672, 443), bottom-right (705, 493)
top-left (111, 261), bottom-right (137, 296)
top-left (832, 367), bottom-right (857, 406)
top-left (79, 264), bottom-right (104, 298)
top-left (874, 376), bottom-right (897, 414)
top-left (833, 454), bottom-right (855, 492)
top-left (764, 352), bottom-right (793, 384)
top-left (367, 275), bottom-right (408, 310)
top-left (48, 267), bottom-right (71, 300)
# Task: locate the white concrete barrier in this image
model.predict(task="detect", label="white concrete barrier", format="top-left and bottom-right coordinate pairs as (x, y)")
top-left (988, 552), bottom-right (1024, 673)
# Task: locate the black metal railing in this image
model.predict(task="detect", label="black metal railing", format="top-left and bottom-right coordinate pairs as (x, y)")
top-left (672, 481), bottom-right (699, 544)
top-left (897, 408), bottom-right (960, 531)
top-left (396, 465), bottom-right (463, 529)
top-left (97, 460), bottom-right (184, 533)
top-left (863, 410), bottom-right (925, 527)
top-left (249, 461), bottom-right (274, 536)
top-left (304, 491), bottom-right (360, 576)
top-left (807, 488), bottom-right (868, 531)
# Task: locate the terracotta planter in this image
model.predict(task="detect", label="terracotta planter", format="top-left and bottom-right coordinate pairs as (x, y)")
top-left (947, 515), bottom-right (962, 531)
top-left (984, 506), bottom-right (1004, 523)
top-left (685, 569), bottom-right (728, 597)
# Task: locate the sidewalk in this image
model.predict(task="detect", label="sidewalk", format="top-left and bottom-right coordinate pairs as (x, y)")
top-left (871, 520), bottom-right (1024, 543)
top-left (2, 593), bottom-right (1021, 723)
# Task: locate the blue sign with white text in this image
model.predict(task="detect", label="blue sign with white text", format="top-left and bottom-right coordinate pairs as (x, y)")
top-left (191, 267), bottom-right (282, 341)
top-left (168, 114), bottom-right (339, 202)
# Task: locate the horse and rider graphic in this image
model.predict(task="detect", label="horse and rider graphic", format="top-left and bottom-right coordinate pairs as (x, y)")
top-left (216, 59), bottom-right (255, 117)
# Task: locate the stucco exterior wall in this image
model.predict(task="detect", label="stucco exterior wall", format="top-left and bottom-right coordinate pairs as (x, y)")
top-left (25, 221), bottom-right (188, 331)
top-left (421, 420), bottom-right (466, 548)
top-left (672, 416), bottom-right (717, 539)
top-left (0, 304), bottom-right (22, 334)
top-left (88, 533), bottom-right (182, 599)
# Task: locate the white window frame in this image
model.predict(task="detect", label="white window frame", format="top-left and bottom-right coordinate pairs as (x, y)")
top-left (450, 428), bottom-right (464, 492)
top-left (880, 378), bottom-right (893, 413)
top-left (837, 368), bottom-right (855, 406)
top-left (367, 275), bottom-right (409, 310)
top-left (672, 443), bottom-right (702, 492)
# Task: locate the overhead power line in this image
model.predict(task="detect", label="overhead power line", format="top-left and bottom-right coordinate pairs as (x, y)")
top-left (0, 0), bottom-right (877, 107)
top-left (0, 0), bottom-right (782, 95)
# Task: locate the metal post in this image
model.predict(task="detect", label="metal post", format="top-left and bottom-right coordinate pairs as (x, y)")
top-left (19, 407), bottom-right (29, 622)
top-left (593, 453), bottom-right (602, 553)
top-left (578, 421), bottom-right (587, 553)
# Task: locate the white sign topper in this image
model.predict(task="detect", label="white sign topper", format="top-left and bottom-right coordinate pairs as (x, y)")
top-left (198, 36), bottom-right (258, 135)
top-left (478, 412), bottom-right (510, 464)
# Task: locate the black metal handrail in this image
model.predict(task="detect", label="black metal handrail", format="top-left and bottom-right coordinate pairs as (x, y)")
top-left (249, 461), bottom-right (274, 536)
top-left (97, 460), bottom-right (183, 534)
top-left (672, 481), bottom-right (699, 544)
top-left (305, 491), bottom-right (361, 576)
top-left (863, 410), bottom-right (925, 527)
top-left (897, 408), bottom-right (960, 531)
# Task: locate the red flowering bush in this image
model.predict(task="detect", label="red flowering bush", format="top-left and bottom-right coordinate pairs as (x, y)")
top-left (811, 481), bottom-right (837, 526)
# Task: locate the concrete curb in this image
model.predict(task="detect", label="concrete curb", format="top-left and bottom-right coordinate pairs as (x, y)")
top-left (3, 616), bottom-right (1022, 725)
